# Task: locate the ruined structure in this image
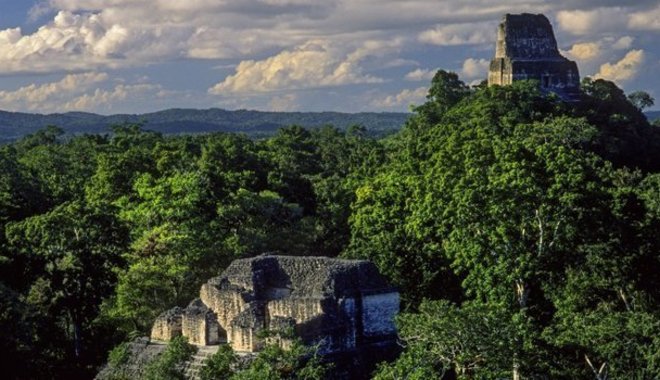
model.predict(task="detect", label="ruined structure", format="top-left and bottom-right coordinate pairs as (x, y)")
top-left (488, 13), bottom-right (580, 99)
top-left (150, 255), bottom-right (399, 356)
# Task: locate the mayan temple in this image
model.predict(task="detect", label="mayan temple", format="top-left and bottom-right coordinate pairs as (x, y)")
top-left (488, 13), bottom-right (580, 99)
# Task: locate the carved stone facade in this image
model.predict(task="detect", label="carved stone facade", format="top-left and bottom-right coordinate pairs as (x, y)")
top-left (488, 13), bottom-right (580, 99)
top-left (150, 255), bottom-right (399, 355)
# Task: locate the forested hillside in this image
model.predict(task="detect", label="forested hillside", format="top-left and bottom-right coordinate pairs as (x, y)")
top-left (1, 72), bottom-right (659, 379)
top-left (0, 108), bottom-right (409, 143)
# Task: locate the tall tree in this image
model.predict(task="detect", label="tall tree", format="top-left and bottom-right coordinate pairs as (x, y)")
top-left (6, 201), bottom-right (129, 376)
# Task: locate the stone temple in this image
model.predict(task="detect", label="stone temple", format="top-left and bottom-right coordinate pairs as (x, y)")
top-left (488, 13), bottom-right (580, 99)
top-left (151, 255), bottom-right (399, 356)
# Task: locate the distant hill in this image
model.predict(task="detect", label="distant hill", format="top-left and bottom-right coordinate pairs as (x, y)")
top-left (0, 108), bottom-right (410, 142)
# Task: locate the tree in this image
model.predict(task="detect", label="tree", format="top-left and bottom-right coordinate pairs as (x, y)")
top-left (143, 336), bottom-right (196, 380)
top-left (350, 75), bottom-right (660, 377)
top-left (230, 339), bottom-right (328, 380)
top-left (627, 90), bottom-right (655, 111)
top-left (413, 70), bottom-right (470, 125)
top-left (374, 300), bottom-right (514, 379)
top-left (5, 201), bottom-right (129, 376)
top-left (262, 126), bottom-right (320, 215)
top-left (200, 345), bottom-right (237, 380)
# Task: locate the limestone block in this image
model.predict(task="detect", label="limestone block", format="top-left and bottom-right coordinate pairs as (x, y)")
top-left (267, 298), bottom-right (323, 324)
top-left (182, 298), bottom-right (221, 345)
top-left (150, 307), bottom-right (183, 341)
top-left (229, 304), bottom-right (266, 352)
top-left (200, 282), bottom-right (248, 332)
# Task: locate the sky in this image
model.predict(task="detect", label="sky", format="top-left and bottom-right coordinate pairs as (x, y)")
top-left (0, 0), bottom-right (658, 114)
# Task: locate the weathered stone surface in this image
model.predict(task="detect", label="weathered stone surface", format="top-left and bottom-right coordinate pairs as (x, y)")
top-left (150, 306), bottom-right (183, 341)
top-left (488, 13), bottom-right (580, 100)
top-left (182, 298), bottom-right (221, 346)
top-left (96, 338), bottom-right (168, 380)
top-left (152, 255), bottom-right (399, 357)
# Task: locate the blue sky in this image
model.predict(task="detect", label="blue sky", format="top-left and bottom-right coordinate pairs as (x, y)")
top-left (0, 0), bottom-right (658, 114)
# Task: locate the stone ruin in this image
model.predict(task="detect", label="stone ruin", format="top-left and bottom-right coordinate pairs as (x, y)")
top-left (150, 255), bottom-right (399, 355)
top-left (488, 13), bottom-right (580, 100)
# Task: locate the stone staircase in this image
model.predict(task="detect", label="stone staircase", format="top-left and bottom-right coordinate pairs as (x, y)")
top-left (183, 345), bottom-right (220, 380)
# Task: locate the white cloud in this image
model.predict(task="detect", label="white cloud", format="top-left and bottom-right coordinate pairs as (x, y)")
top-left (565, 42), bottom-right (601, 61)
top-left (64, 83), bottom-right (161, 112)
top-left (371, 87), bottom-right (427, 109)
top-left (612, 36), bottom-right (634, 50)
top-left (629, 5), bottom-right (660, 30)
top-left (405, 68), bottom-right (436, 82)
top-left (557, 7), bottom-right (627, 35)
top-left (0, 10), bottom-right (192, 73)
top-left (461, 58), bottom-right (489, 79)
top-left (2, 1), bottom-right (659, 113)
top-left (209, 39), bottom-right (394, 94)
top-left (563, 36), bottom-right (635, 63)
top-left (0, 72), bottom-right (108, 109)
top-left (2, 1), bottom-right (653, 77)
top-left (0, 72), bottom-right (162, 113)
top-left (594, 49), bottom-right (645, 83)
top-left (419, 22), bottom-right (494, 46)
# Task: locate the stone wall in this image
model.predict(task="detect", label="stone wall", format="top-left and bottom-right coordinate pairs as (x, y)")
top-left (151, 307), bottom-right (183, 341)
top-left (182, 299), bottom-right (221, 345)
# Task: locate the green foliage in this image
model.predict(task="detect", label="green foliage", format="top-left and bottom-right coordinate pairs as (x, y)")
top-left (0, 123), bottom-right (385, 377)
top-left (102, 341), bottom-right (134, 380)
top-left (2, 70), bottom-right (660, 379)
top-left (231, 340), bottom-right (328, 380)
top-left (143, 336), bottom-right (196, 380)
top-left (351, 73), bottom-right (660, 377)
top-left (108, 342), bottom-right (131, 367)
top-left (0, 281), bottom-right (46, 379)
top-left (0, 109), bottom-right (408, 141)
top-left (374, 300), bottom-right (514, 379)
top-left (414, 70), bottom-right (470, 124)
top-left (5, 200), bottom-right (129, 373)
top-left (199, 340), bottom-right (327, 380)
top-left (200, 345), bottom-right (237, 380)
top-left (628, 91), bottom-right (655, 111)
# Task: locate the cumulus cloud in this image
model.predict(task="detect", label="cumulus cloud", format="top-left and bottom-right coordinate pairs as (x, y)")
top-left (594, 49), bottom-right (645, 83)
top-left (3, 1), bottom-right (659, 113)
top-left (565, 42), bottom-right (601, 61)
top-left (405, 68), bottom-right (436, 82)
top-left (0, 9), bottom-right (193, 73)
top-left (371, 87), bottom-right (427, 109)
top-left (3, 1), bottom-right (653, 76)
top-left (611, 36), bottom-right (634, 50)
top-left (64, 83), bottom-right (162, 112)
top-left (209, 39), bottom-right (395, 94)
top-left (629, 5), bottom-right (660, 30)
top-left (0, 72), bottom-right (108, 109)
top-left (556, 7), bottom-right (627, 35)
top-left (0, 72), bottom-right (162, 113)
top-left (0, 0), bottom-right (335, 73)
top-left (419, 22), bottom-right (494, 46)
top-left (461, 58), bottom-right (489, 79)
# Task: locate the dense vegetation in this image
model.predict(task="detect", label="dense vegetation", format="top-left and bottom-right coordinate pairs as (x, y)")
top-left (0, 120), bottom-right (383, 378)
top-left (200, 338), bottom-right (327, 380)
top-left (0, 71), bottom-right (659, 379)
top-left (0, 108), bottom-right (408, 143)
